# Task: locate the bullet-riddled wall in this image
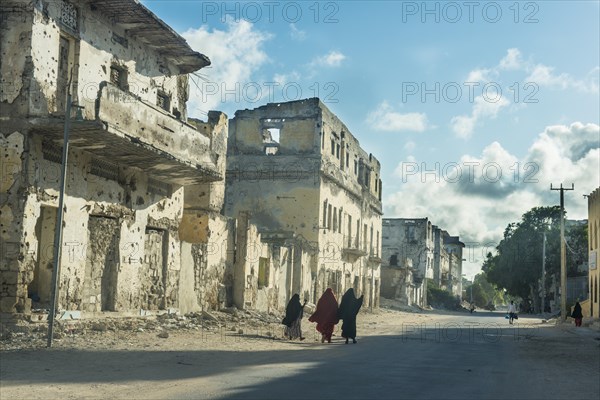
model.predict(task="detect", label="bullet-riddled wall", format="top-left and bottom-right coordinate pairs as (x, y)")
top-left (225, 98), bottom-right (382, 308)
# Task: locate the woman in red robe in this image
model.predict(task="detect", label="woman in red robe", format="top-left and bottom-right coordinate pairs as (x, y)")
top-left (308, 288), bottom-right (339, 343)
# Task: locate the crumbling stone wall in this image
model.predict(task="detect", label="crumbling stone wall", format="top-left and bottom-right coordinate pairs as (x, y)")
top-left (1, 1), bottom-right (227, 317)
top-left (226, 99), bottom-right (382, 308)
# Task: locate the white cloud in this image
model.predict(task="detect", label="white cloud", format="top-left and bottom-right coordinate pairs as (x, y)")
top-left (450, 95), bottom-right (509, 139)
top-left (384, 122), bottom-right (600, 278)
top-left (289, 23), bottom-right (306, 41)
top-left (273, 71), bottom-right (301, 86)
top-left (526, 65), bottom-right (599, 93)
top-left (367, 101), bottom-right (428, 133)
top-left (466, 68), bottom-right (493, 83)
top-left (311, 51), bottom-right (346, 68)
top-left (498, 48), bottom-right (523, 70)
top-left (182, 19), bottom-right (271, 116)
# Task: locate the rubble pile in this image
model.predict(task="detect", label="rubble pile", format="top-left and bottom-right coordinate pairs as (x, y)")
top-left (0, 307), bottom-right (285, 351)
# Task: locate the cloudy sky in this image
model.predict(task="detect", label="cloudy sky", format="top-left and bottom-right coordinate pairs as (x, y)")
top-left (144, 1), bottom-right (600, 278)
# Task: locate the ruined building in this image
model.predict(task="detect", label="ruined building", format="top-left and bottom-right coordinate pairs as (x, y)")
top-left (0, 0), bottom-right (233, 315)
top-left (225, 99), bottom-right (383, 308)
top-left (381, 218), bottom-right (433, 306)
top-left (381, 218), bottom-right (464, 306)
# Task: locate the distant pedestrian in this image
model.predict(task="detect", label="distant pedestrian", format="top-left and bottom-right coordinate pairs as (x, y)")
top-left (571, 301), bottom-right (583, 327)
top-left (282, 294), bottom-right (306, 340)
top-left (337, 288), bottom-right (364, 344)
top-left (508, 300), bottom-right (519, 324)
top-left (507, 301), bottom-right (517, 324)
top-left (309, 288), bottom-right (339, 343)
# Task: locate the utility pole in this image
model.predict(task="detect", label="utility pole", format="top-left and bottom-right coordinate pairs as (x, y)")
top-left (541, 232), bottom-right (546, 313)
top-left (47, 70), bottom-right (74, 347)
top-left (551, 183), bottom-right (574, 320)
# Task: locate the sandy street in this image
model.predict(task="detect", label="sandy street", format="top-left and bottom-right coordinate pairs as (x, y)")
top-left (1, 306), bottom-right (599, 400)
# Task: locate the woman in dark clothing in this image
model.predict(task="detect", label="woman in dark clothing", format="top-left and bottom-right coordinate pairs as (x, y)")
top-left (571, 301), bottom-right (583, 327)
top-left (337, 288), bottom-right (364, 344)
top-left (309, 288), bottom-right (339, 343)
top-left (282, 294), bottom-right (306, 340)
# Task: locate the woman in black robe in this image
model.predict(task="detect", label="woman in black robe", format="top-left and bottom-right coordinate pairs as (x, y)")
top-left (571, 301), bottom-right (583, 327)
top-left (337, 288), bottom-right (364, 344)
top-left (282, 294), bottom-right (306, 340)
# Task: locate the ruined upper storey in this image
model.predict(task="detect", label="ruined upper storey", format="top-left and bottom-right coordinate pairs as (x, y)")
top-left (1, 0), bottom-right (223, 185)
top-left (228, 98), bottom-right (382, 208)
top-left (1, 0), bottom-right (209, 118)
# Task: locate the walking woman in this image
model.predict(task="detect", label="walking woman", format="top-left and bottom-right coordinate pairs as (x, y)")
top-left (337, 288), bottom-right (364, 344)
top-left (571, 301), bottom-right (583, 327)
top-left (308, 288), bottom-right (339, 343)
top-left (282, 294), bottom-right (307, 340)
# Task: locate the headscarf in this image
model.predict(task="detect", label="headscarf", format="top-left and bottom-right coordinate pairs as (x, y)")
top-left (309, 288), bottom-right (339, 325)
top-left (282, 294), bottom-right (303, 327)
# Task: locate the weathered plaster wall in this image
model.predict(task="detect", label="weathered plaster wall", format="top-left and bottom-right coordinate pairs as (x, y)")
top-left (0, 129), bottom-right (189, 314)
top-left (0, 1), bottom-right (187, 119)
top-left (226, 99), bottom-right (382, 308)
top-left (1, 1), bottom-right (229, 317)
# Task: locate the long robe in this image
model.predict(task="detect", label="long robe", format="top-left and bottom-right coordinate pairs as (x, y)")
top-left (571, 302), bottom-right (583, 319)
top-left (282, 294), bottom-right (304, 339)
top-left (337, 288), bottom-right (363, 340)
top-left (308, 288), bottom-right (339, 342)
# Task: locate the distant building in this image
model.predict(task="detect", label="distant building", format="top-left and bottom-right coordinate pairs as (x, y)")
top-left (382, 218), bottom-right (434, 307)
top-left (382, 219), bottom-right (464, 306)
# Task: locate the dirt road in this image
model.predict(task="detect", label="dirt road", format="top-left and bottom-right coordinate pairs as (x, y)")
top-left (1, 307), bottom-right (599, 399)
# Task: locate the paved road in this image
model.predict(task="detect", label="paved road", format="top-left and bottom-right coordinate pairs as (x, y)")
top-left (192, 312), bottom-right (600, 400)
top-left (1, 311), bottom-right (599, 399)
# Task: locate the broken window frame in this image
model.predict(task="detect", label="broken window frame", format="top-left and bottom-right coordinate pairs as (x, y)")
top-left (110, 64), bottom-right (129, 91)
top-left (157, 90), bottom-right (171, 112)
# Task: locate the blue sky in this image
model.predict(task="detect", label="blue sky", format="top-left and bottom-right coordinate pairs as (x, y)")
top-left (144, 1), bottom-right (599, 278)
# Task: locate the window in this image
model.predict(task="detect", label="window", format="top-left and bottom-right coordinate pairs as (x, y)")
top-left (258, 257), bottom-right (269, 288)
top-left (328, 204), bottom-right (332, 230)
top-left (331, 139), bottom-right (335, 155)
top-left (347, 215), bottom-right (352, 246)
top-left (354, 160), bottom-right (358, 175)
top-left (336, 144), bottom-right (340, 159)
top-left (59, 1), bottom-right (78, 32)
top-left (407, 226), bottom-right (416, 242)
top-left (110, 65), bottom-right (128, 90)
top-left (333, 207), bottom-right (337, 232)
top-left (157, 91), bottom-right (170, 112)
top-left (338, 209), bottom-right (342, 233)
top-left (346, 152), bottom-right (349, 168)
top-left (323, 201), bottom-right (328, 228)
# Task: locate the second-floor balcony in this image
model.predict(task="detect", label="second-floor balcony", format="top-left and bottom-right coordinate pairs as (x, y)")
top-left (342, 235), bottom-right (367, 257)
top-left (29, 82), bottom-right (222, 186)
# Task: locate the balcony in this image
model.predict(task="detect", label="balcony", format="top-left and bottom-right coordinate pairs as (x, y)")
top-left (368, 251), bottom-right (382, 264)
top-left (342, 235), bottom-right (367, 257)
top-left (29, 82), bottom-right (221, 186)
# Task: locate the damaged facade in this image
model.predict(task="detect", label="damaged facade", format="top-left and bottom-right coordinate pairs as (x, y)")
top-left (225, 99), bottom-right (383, 309)
top-left (0, 0), bottom-right (235, 316)
top-left (381, 218), bottom-right (463, 306)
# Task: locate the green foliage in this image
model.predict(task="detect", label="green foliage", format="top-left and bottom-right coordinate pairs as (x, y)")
top-left (482, 206), bottom-right (588, 303)
top-left (463, 272), bottom-right (504, 308)
top-left (427, 281), bottom-right (461, 310)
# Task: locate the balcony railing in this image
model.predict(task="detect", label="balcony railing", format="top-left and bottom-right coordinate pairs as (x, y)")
top-left (342, 235), bottom-right (367, 256)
